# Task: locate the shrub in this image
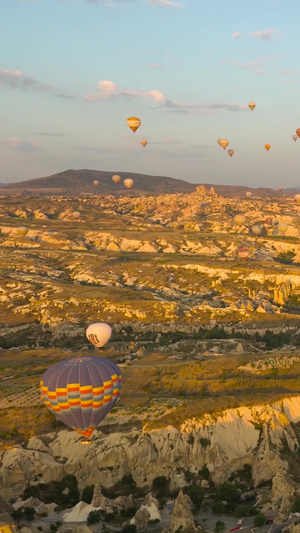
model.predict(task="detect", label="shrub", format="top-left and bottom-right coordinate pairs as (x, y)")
top-left (122, 525), bottom-right (137, 533)
top-left (215, 521), bottom-right (225, 533)
top-left (152, 476), bottom-right (169, 498)
top-left (254, 514), bottom-right (266, 527)
top-left (87, 510), bottom-right (102, 525)
top-left (82, 485), bottom-right (94, 504)
top-left (184, 484), bottom-right (204, 509)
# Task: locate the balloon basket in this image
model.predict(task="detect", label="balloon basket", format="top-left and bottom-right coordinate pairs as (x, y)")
top-left (81, 438), bottom-right (92, 445)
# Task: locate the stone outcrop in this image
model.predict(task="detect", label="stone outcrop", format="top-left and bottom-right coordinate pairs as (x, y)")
top-left (130, 493), bottom-right (160, 529)
top-left (169, 490), bottom-right (201, 533)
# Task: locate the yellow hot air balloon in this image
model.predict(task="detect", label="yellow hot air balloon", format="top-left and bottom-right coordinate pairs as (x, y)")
top-left (112, 175), bottom-right (121, 184)
top-left (228, 149), bottom-right (234, 157)
top-left (16, 226), bottom-right (28, 236)
top-left (217, 139), bottom-right (229, 149)
top-left (127, 117), bottom-right (141, 133)
top-left (72, 211), bottom-right (81, 219)
top-left (246, 192), bottom-right (252, 198)
top-left (295, 194), bottom-right (300, 203)
top-left (292, 135), bottom-right (298, 142)
top-left (234, 214), bottom-right (246, 225)
top-left (248, 102), bottom-right (256, 111)
top-left (265, 144), bottom-right (271, 151)
top-left (93, 180), bottom-right (99, 186)
top-left (296, 128), bottom-right (300, 138)
top-left (140, 139), bottom-right (148, 148)
top-left (124, 179), bottom-right (134, 189)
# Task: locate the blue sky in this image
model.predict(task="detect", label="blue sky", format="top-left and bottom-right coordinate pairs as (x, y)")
top-left (1, 0), bottom-right (300, 188)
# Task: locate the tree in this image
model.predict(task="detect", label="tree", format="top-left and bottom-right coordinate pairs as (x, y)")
top-left (254, 514), bottom-right (266, 527)
top-left (122, 525), bottom-right (137, 533)
top-left (184, 484), bottom-right (204, 509)
top-left (82, 485), bottom-right (94, 504)
top-left (215, 521), bottom-right (225, 533)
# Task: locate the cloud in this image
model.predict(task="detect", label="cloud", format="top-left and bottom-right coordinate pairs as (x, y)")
top-left (147, 0), bottom-right (183, 6)
top-left (280, 69), bottom-right (300, 75)
top-left (163, 99), bottom-right (247, 114)
top-left (4, 138), bottom-right (41, 152)
top-left (222, 59), bottom-right (265, 69)
top-left (86, 79), bottom-right (166, 104)
top-left (254, 70), bottom-right (266, 75)
top-left (71, 145), bottom-right (107, 152)
top-left (0, 69), bottom-right (53, 91)
top-left (147, 63), bottom-right (164, 70)
top-left (32, 132), bottom-right (69, 137)
top-left (232, 32), bottom-right (242, 39)
top-left (250, 29), bottom-right (279, 41)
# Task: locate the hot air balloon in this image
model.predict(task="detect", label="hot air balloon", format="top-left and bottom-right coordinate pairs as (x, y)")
top-left (127, 117), bottom-right (141, 133)
top-left (112, 175), bottom-right (121, 184)
top-left (72, 211), bottom-right (81, 219)
top-left (278, 222), bottom-right (288, 234)
top-left (86, 323), bottom-right (112, 348)
top-left (234, 214), bottom-right (246, 225)
top-left (124, 179), bottom-right (134, 189)
top-left (248, 102), bottom-right (256, 111)
top-left (93, 180), bottom-right (99, 186)
top-left (295, 194), bottom-right (300, 203)
top-left (292, 135), bottom-right (298, 142)
top-left (265, 217), bottom-right (273, 226)
top-left (237, 246), bottom-right (250, 261)
top-left (278, 186), bottom-right (283, 191)
top-left (252, 224), bottom-right (262, 236)
top-left (217, 139), bottom-right (229, 149)
top-left (40, 356), bottom-right (122, 442)
top-left (265, 144), bottom-right (271, 151)
top-left (296, 128), bottom-right (300, 138)
top-left (228, 149), bottom-right (234, 157)
top-left (140, 139), bottom-right (148, 148)
top-left (246, 192), bottom-right (252, 198)
top-left (16, 226), bottom-right (28, 236)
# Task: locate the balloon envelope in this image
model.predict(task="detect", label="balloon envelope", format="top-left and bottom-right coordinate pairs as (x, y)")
top-left (252, 224), bottom-right (262, 236)
top-left (112, 175), bottom-right (121, 184)
top-left (127, 117), bottom-right (141, 133)
top-left (296, 128), bottom-right (300, 138)
top-left (265, 144), bottom-right (271, 151)
top-left (237, 246), bottom-right (250, 260)
top-left (16, 226), bottom-right (28, 236)
top-left (40, 356), bottom-right (122, 438)
top-left (234, 214), bottom-right (246, 225)
top-left (93, 180), bottom-right (99, 186)
top-left (124, 179), bottom-right (134, 189)
top-left (248, 102), bottom-right (256, 111)
top-left (86, 323), bottom-right (112, 348)
top-left (246, 192), bottom-right (252, 198)
top-left (292, 135), bottom-right (298, 142)
top-left (228, 149), bottom-right (234, 157)
top-left (140, 139), bottom-right (148, 148)
top-left (295, 194), bottom-right (300, 203)
top-left (72, 211), bottom-right (81, 219)
top-left (278, 222), bottom-right (288, 233)
top-left (217, 139), bottom-right (229, 149)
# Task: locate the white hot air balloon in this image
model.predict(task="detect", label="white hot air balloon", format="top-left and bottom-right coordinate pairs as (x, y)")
top-left (72, 211), bottom-right (81, 219)
top-left (124, 179), bottom-right (134, 189)
top-left (86, 323), bottom-right (112, 348)
top-left (245, 192), bottom-right (252, 198)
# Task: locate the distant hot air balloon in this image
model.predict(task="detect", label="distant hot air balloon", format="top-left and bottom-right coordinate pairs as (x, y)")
top-left (93, 180), bottom-right (99, 186)
top-left (246, 192), bottom-right (252, 198)
top-left (127, 117), bottom-right (141, 133)
top-left (278, 222), bottom-right (288, 234)
top-left (265, 217), bottom-right (273, 226)
top-left (296, 128), bottom-right (300, 138)
top-left (86, 323), bottom-right (112, 348)
top-left (112, 175), bottom-right (121, 184)
top-left (234, 214), bottom-right (246, 225)
top-left (40, 356), bottom-right (122, 442)
top-left (295, 194), bottom-right (300, 203)
top-left (278, 186), bottom-right (283, 191)
top-left (217, 139), bottom-right (229, 149)
top-left (252, 224), bottom-right (262, 236)
top-left (237, 246), bottom-right (250, 261)
top-left (248, 102), bottom-right (256, 111)
top-left (140, 139), bottom-right (148, 148)
top-left (16, 226), bottom-right (28, 236)
top-left (124, 179), bottom-right (134, 189)
top-left (228, 149), bottom-right (234, 157)
top-left (72, 211), bottom-right (81, 219)
top-left (265, 144), bottom-right (271, 151)
top-left (292, 135), bottom-right (298, 142)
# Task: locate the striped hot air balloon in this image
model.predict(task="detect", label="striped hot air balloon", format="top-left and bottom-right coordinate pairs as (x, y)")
top-left (40, 357), bottom-right (122, 442)
top-left (296, 129), bottom-right (300, 139)
top-left (237, 246), bottom-right (250, 261)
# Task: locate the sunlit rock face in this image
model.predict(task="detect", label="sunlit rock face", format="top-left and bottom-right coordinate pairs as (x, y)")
top-left (1, 397), bottom-right (300, 499)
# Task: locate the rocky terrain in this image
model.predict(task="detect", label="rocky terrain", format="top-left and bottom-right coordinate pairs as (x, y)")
top-left (1, 180), bottom-right (300, 533)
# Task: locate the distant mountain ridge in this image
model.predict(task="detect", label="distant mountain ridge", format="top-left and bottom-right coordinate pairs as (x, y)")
top-left (0, 168), bottom-right (289, 196)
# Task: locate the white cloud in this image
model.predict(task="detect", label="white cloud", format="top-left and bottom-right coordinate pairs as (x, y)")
top-left (232, 32), bottom-right (242, 39)
top-left (163, 99), bottom-right (247, 114)
top-left (0, 69), bottom-right (53, 90)
top-left (147, 63), bottom-right (164, 70)
top-left (4, 138), bottom-right (41, 152)
top-left (222, 59), bottom-right (265, 69)
top-left (147, 0), bottom-right (183, 6)
top-left (250, 29), bottom-right (279, 41)
top-left (280, 69), bottom-right (300, 75)
top-left (86, 80), bottom-right (166, 104)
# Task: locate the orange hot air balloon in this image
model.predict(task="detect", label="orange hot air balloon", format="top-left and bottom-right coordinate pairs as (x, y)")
top-left (296, 128), bottom-right (300, 138)
top-left (127, 117), bottom-right (141, 133)
top-left (278, 186), bottom-right (283, 191)
top-left (112, 175), bottom-right (121, 184)
top-left (248, 102), bottom-right (256, 111)
top-left (124, 179), bottom-right (134, 189)
top-left (93, 180), bottom-right (99, 186)
top-left (228, 149), bottom-right (234, 157)
top-left (265, 144), bottom-right (271, 151)
top-left (140, 139), bottom-right (148, 148)
top-left (217, 139), bottom-right (229, 149)
top-left (237, 246), bottom-right (250, 261)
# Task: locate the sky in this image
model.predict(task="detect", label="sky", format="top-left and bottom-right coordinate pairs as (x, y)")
top-left (1, 0), bottom-right (300, 188)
